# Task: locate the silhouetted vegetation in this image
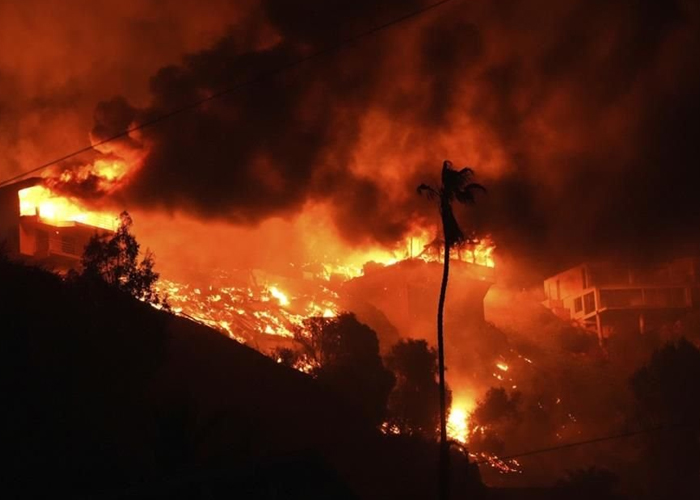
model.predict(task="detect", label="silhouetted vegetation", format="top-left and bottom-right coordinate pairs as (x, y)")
top-left (629, 338), bottom-right (700, 497)
top-left (78, 211), bottom-right (163, 305)
top-left (555, 467), bottom-right (623, 500)
top-left (469, 387), bottom-right (522, 456)
top-left (1, 259), bottom-right (492, 499)
top-left (558, 326), bottom-right (598, 354)
top-left (384, 339), bottom-right (449, 438)
top-left (275, 313), bottom-right (396, 427)
top-left (418, 160), bottom-right (485, 500)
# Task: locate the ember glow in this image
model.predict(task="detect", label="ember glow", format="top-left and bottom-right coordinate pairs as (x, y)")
top-left (18, 185), bottom-right (117, 231)
top-left (157, 276), bottom-right (341, 344)
top-left (52, 157), bottom-right (132, 191)
top-left (324, 229), bottom-right (495, 281)
top-left (447, 399), bottom-right (476, 445)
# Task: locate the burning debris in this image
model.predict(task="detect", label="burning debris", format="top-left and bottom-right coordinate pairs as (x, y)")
top-left (157, 276), bottom-right (340, 346)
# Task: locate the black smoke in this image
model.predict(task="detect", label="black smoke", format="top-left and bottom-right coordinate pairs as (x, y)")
top-left (89, 0), bottom-right (700, 274)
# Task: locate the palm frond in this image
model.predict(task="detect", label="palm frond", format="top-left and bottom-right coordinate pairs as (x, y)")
top-left (420, 159), bottom-right (485, 246)
top-left (458, 167), bottom-right (475, 178)
top-left (417, 183), bottom-right (438, 199)
top-left (455, 183), bottom-right (486, 204)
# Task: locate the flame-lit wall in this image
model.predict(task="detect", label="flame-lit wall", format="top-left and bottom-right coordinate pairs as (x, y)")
top-left (543, 259), bottom-right (700, 340)
top-left (0, 178), bottom-right (39, 255)
top-left (0, 178), bottom-right (111, 270)
top-left (343, 259), bottom-right (494, 350)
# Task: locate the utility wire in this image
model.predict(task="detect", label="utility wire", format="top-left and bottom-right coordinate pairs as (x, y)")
top-left (83, 421), bottom-right (690, 498)
top-left (471, 422), bottom-right (690, 465)
top-left (0, 0), bottom-right (457, 188)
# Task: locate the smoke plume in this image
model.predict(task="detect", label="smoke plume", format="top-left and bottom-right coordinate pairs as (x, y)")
top-left (2, 0), bottom-right (699, 274)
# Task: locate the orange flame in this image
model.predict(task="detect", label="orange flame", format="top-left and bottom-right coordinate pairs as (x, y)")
top-left (18, 185), bottom-right (117, 230)
top-left (324, 229), bottom-right (496, 280)
top-left (447, 397), bottom-right (477, 444)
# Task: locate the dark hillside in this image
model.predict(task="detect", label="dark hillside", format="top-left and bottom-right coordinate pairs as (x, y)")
top-left (0, 259), bottom-right (481, 499)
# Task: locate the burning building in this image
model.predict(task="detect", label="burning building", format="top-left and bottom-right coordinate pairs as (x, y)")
top-left (543, 259), bottom-right (700, 343)
top-left (0, 178), bottom-right (115, 271)
top-left (343, 256), bottom-right (495, 349)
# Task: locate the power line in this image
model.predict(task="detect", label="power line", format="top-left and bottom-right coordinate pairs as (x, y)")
top-left (85, 421), bottom-right (690, 498)
top-left (0, 0), bottom-right (457, 188)
top-left (471, 422), bottom-right (690, 466)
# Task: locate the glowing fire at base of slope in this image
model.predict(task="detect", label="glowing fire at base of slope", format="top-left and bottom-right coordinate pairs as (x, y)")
top-left (447, 400), bottom-right (475, 445)
top-left (156, 278), bottom-right (339, 343)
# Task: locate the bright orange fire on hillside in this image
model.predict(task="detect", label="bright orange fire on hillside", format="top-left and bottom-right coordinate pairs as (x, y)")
top-left (447, 399), bottom-right (476, 445)
top-left (19, 185), bottom-right (117, 230)
top-left (17, 171), bottom-right (496, 350)
top-left (17, 166), bottom-right (502, 470)
top-left (324, 229), bottom-right (495, 281)
top-left (17, 158), bottom-right (135, 231)
top-left (157, 278), bottom-right (340, 344)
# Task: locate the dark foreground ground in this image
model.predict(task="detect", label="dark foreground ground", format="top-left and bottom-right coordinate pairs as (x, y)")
top-left (2, 259), bottom-right (496, 499)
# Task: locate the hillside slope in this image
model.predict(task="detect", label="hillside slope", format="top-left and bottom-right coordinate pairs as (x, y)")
top-left (0, 259), bottom-right (480, 499)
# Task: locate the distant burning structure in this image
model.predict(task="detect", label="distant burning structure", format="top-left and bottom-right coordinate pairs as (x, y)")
top-left (0, 178), bottom-right (115, 270)
top-left (543, 259), bottom-right (700, 343)
top-left (343, 257), bottom-right (495, 348)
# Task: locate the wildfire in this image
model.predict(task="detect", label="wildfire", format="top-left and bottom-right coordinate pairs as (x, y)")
top-left (52, 157), bottom-right (131, 192)
top-left (157, 278), bottom-right (340, 343)
top-left (268, 286), bottom-right (290, 307)
top-left (324, 229), bottom-right (496, 280)
top-left (15, 157), bottom-right (135, 231)
top-left (18, 185), bottom-right (117, 230)
top-left (447, 407), bottom-right (470, 444)
top-left (447, 398), bottom-right (477, 444)
top-left (13, 168), bottom-right (503, 465)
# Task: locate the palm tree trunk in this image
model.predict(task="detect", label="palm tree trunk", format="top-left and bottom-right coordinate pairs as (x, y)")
top-left (437, 232), bottom-right (451, 500)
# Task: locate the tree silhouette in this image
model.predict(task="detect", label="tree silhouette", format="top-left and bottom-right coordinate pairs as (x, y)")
top-left (629, 338), bottom-right (700, 496)
top-left (468, 387), bottom-right (522, 456)
top-left (277, 313), bottom-right (396, 427)
top-left (418, 160), bottom-right (485, 499)
top-left (80, 211), bottom-right (162, 304)
top-left (555, 467), bottom-right (622, 500)
top-left (385, 339), bottom-right (450, 438)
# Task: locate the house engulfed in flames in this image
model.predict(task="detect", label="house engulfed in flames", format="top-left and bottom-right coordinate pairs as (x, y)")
top-left (543, 259), bottom-right (700, 343)
top-left (343, 255), bottom-right (495, 349)
top-left (0, 178), bottom-right (114, 270)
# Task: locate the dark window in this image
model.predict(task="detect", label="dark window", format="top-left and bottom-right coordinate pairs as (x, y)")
top-left (588, 265), bottom-right (629, 286)
top-left (644, 288), bottom-right (686, 307)
top-left (574, 297), bottom-right (583, 313)
top-left (61, 236), bottom-right (76, 255)
top-left (599, 289), bottom-right (643, 308)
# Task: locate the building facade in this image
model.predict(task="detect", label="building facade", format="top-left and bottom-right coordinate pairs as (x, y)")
top-left (0, 178), bottom-right (111, 271)
top-left (543, 259), bottom-right (700, 342)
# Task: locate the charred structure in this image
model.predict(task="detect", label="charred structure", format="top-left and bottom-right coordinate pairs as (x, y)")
top-left (0, 178), bottom-right (113, 270)
top-left (543, 259), bottom-right (700, 343)
top-left (344, 258), bottom-right (494, 348)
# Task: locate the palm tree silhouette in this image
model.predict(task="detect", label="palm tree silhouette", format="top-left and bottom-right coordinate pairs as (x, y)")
top-left (418, 160), bottom-right (485, 500)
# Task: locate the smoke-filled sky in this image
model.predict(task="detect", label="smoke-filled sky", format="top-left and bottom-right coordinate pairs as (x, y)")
top-left (1, 0), bottom-right (699, 276)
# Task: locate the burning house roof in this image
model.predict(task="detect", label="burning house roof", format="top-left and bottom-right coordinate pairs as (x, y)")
top-left (0, 178), bottom-right (117, 269)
